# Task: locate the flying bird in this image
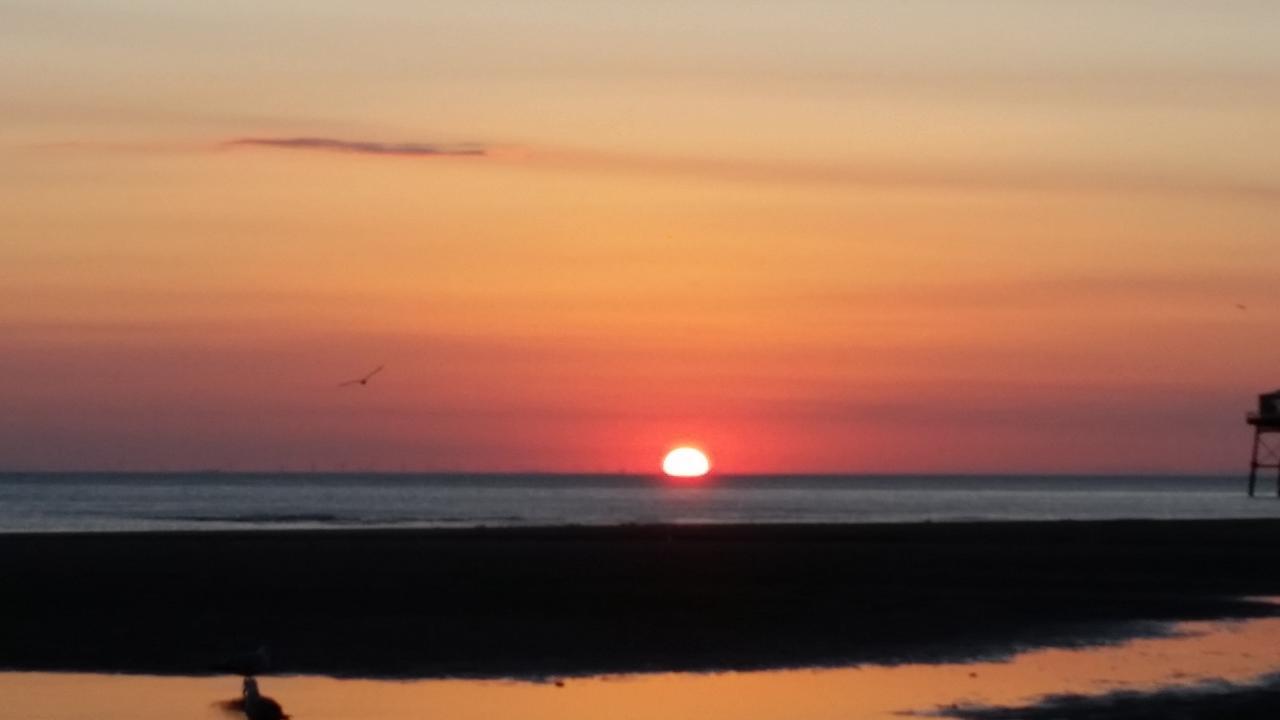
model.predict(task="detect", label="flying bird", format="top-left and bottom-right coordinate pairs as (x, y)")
top-left (339, 365), bottom-right (384, 387)
top-left (1236, 303), bottom-right (1248, 311)
top-left (219, 677), bottom-right (290, 720)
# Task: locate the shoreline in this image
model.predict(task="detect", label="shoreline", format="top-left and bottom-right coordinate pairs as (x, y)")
top-left (4, 511), bottom-right (1280, 538)
top-left (4, 519), bottom-right (1280, 678)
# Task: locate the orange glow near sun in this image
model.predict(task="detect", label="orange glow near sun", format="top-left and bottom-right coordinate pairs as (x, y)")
top-left (662, 447), bottom-right (711, 477)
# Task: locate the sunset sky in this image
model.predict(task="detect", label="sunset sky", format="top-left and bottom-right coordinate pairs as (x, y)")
top-left (3, 1), bottom-right (1279, 472)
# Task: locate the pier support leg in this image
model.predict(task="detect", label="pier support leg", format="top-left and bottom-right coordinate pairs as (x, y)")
top-left (1249, 428), bottom-right (1260, 497)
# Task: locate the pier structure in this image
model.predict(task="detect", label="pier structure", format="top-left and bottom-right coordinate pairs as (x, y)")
top-left (1247, 390), bottom-right (1280, 496)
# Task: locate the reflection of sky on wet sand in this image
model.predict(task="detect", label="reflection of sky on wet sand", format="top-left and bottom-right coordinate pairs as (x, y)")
top-left (7, 617), bottom-right (1280, 720)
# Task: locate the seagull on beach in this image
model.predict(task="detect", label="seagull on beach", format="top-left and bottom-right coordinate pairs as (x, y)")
top-left (339, 365), bottom-right (384, 387)
top-left (219, 677), bottom-right (290, 720)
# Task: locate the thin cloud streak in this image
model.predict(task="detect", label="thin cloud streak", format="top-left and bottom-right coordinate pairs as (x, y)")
top-left (808, 271), bottom-right (1280, 311)
top-left (228, 137), bottom-right (489, 157)
top-left (94, 134), bottom-right (1271, 203)
top-left (532, 147), bottom-right (1280, 204)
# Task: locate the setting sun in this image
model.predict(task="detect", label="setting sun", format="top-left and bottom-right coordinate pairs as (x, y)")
top-left (662, 447), bottom-right (711, 478)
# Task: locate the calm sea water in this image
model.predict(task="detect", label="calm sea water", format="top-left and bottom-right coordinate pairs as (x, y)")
top-left (1, 472), bottom-right (1278, 533)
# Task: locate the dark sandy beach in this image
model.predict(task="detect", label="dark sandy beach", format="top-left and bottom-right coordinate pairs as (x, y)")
top-left (3, 520), bottom-right (1280, 678)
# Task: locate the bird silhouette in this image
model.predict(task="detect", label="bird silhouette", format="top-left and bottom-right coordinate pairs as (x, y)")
top-left (339, 365), bottom-right (384, 387)
top-left (219, 677), bottom-right (290, 720)
top-left (1236, 303), bottom-right (1248, 311)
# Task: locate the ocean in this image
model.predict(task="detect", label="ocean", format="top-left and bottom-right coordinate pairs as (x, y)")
top-left (1, 472), bottom-right (1277, 533)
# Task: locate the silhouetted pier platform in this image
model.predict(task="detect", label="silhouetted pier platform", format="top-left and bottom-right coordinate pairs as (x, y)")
top-left (1247, 390), bottom-right (1280, 496)
top-left (1248, 413), bottom-right (1280, 428)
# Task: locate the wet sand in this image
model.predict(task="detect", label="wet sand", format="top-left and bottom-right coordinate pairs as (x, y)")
top-left (3, 519), bottom-right (1280, 678)
top-left (941, 674), bottom-right (1280, 720)
top-left (9, 618), bottom-right (1280, 720)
